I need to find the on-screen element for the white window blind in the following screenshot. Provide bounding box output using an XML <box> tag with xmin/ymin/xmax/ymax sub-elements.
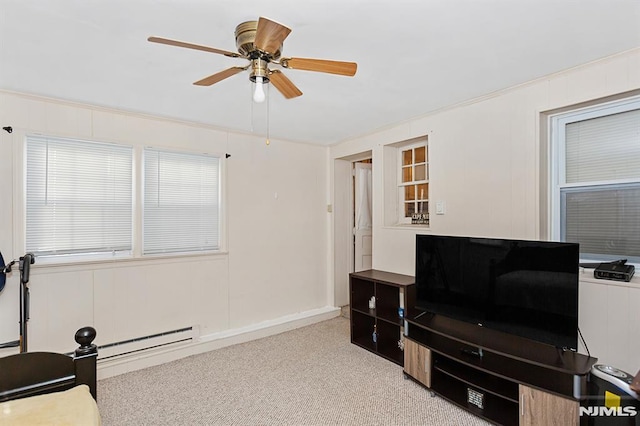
<box><xmin>143</xmin><ymin>149</ymin><xmax>220</xmax><ymax>254</ymax></box>
<box><xmin>565</xmin><ymin>109</ymin><xmax>640</xmax><ymax>183</ymax></box>
<box><xmin>561</xmin><ymin>184</ymin><xmax>640</xmax><ymax>259</ymax></box>
<box><xmin>552</xmin><ymin>98</ymin><xmax>640</xmax><ymax>261</ymax></box>
<box><xmin>26</xmin><ymin>136</ymin><xmax>133</xmax><ymax>258</ymax></box>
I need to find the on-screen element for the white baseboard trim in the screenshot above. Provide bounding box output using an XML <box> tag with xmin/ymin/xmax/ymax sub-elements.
<box><xmin>97</xmin><ymin>306</ymin><xmax>341</xmax><ymax>379</ymax></box>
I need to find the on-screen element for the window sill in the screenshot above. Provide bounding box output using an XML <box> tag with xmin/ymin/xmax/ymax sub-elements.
<box><xmin>579</xmin><ymin>267</ymin><xmax>640</xmax><ymax>289</ymax></box>
<box><xmin>382</xmin><ymin>224</ymin><xmax>431</xmax><ymax>231</ymax></box>
<box><xmin>29</xmin><ymin>250</ymin><xmax>229</xmax><ymax>273</ymax></box>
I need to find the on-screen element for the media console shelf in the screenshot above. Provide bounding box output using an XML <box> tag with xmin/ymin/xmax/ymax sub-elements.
<box><xmin>349</xmin><ymin>269</ymin><xmax>415</xmax><ymax>366</ymax></box>
<box><xmin>404</xmin><ymin>314</ymin><xmax>597</xmax><ymax>426</ymax></box>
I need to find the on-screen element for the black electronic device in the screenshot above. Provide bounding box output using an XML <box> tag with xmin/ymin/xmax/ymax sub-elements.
<box><xmin>414</xmin><ymin>234</ymin><xmax>580</xmax><ymax>350</ymax></box>
<box><xmin>594</xmin><ymin>262</ymin><xmax>635</xmax><ymax>282</ymax></box>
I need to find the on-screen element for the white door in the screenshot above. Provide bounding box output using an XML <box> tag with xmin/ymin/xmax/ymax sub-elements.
<box><xmin>354</xmin><ymin>162</ymin><xmax>372</xmax><ymax>272</ymax></box>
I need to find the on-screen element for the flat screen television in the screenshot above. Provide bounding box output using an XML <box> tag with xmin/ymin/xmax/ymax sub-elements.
<box><xmin>415</xmin><ymin>234</ymin><xmax>579</xmax><ymax>350</ymax></box>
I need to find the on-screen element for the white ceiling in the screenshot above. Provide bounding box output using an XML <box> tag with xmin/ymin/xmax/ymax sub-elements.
<box><xmin>1</xmin><ymin>0</ymin><xmax>639</xmax><ymax>145</ymax></box>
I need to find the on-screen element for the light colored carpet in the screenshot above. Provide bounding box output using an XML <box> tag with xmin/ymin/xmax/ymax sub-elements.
<box><xmin>98</xmin><ymin>317</ymin><xmax>489</xmax><ymax>425</ymax></box>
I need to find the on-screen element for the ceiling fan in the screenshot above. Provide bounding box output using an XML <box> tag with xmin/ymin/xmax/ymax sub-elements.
<box><xmin>148</xmin><ymin>17</ymin><xmax>358</xmax><ymax>102</ymax></box>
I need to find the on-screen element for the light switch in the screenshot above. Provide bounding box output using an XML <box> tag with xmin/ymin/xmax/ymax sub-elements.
<box><xmin>436</xmin><ymin>201</ymin><xmax>446</xmax><ymax>215</ymax></box>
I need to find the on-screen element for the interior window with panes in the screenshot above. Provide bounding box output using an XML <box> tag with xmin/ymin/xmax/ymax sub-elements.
<box><xmin>400</xmin><ymin>142</ymin><xmax>429</xmax><ymax>225</ymax></box>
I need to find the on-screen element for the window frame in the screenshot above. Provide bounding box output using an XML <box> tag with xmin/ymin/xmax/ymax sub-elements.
<box><xmin>24</xmin><ymin>135</ymin><xmax>135</xmax><ymax>264</ymax></box>
<box><xmin>142</xmin><ymin>147</ymin><xmax>222</xmax><ymax>256</ymax></box>
<box><xmin>397</xmin><ymin>139</ymin><xmax>429</xmax><ymax>225</ymax></box>
<box><xmin>21</xmin><ymin>134</ymin><xmax>226</xmax><ymax>265</ymax></box>
<box><xmin>549</xmin><ymin>95</ymin><xmax>640</xmax><ymax>261</ymax></box>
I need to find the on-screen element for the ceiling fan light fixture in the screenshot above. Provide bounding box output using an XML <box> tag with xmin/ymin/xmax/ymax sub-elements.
<box><xmin>250</xmin><ymin>58</ymin><xmax>270</xmax><ymax>103</ymax></box>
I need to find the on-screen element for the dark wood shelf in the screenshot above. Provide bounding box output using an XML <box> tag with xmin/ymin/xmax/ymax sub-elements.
<box><xmin>350</xmin><ymin>277</ymin><xmax>374</xmax><ymax>313</ymax></box>
<box><xmin>376</xmin><ymin>319</ymin><xmax>403</xmax><ymax>364</ymax></box>
<box><xmin>431</xmin><ymin>368</ymin><xmax>519</xmax><ymax>426</ymax></box>
<box><xmin>432</xmin><ymin>354</ymin><xmax>519</xmax><ymax>403</ymax></box>
<box><xmin>349</xmin><ymin>270</ymin><xmax>414</xmax><ymax>367</ymax></box>
<box><xmin>350</xmin><ymin>311</ymin><xmax>376</xmax><ymax>352</ymax></box>
<box><xmin>350</xmin><ymin>269</ymin><xmax>415</xmax><ymax>287</ymax></box>
<box><xmin>404</xmin><ymin>313</ymin><xmax>597</xmax><ymax>425</ymax></box>
<box><xmin>351</xmin><ymin>307</ymin><xmax>377</xmax><ymax>317</ymax></box>
<box><xmin>407</xmin><ymin>312</ymin><xmax>594</xmax><ymax>376</ymax></box>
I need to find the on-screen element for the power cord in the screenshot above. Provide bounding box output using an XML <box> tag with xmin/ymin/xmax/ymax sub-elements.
<box><xmin>578</xmin><ymin>326</ymin><xmax>590</xmax><ymax>357</ymax></box>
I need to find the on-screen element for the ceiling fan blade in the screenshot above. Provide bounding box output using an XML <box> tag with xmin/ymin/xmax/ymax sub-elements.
<box><xmin>269</xmin><ymin>70</ymin><xmax>303</xmax><ymax>99</ymax></box>
<box><xmin>254</xmin><ymin>17</ymin><xmax>291</xmax><ymax>55</ymax></box>
<box><xmin>281</xmin><ymin>57</ymin><xmax>357</xmax><ymax>76</ymax></box>
<box><xmin>194</xmin><ymin>67</ymin><xmax>246</xmax><ymax>86</ymax></box>
<box><xmin>148</xmin><ymin>36</ymin><xmax>241</xmax><ymax>58</ymax></box>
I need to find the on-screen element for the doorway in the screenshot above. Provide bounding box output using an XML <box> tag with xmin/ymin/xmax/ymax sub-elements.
<box><xmin>333</xmin><ymin>152</ymin><xmax>373</xmax><ymax>308</ymax></box>
<box><xmin>353</xmin><ymin>160</ymin><xmax>372</xmax><ymax>272</ymax></box>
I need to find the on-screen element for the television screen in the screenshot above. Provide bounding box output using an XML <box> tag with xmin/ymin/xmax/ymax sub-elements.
<box><xmin>415</xmin><ymin>235</ymin><xmax>579</xmax><ymax>350</ymax></box>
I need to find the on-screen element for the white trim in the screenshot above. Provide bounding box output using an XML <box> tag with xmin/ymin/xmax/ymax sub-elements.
<box><xmin>141</xmin><ymin>148</ymin><xmax>222</xmax><ymax>255</ymax></box>
<box><xmin>16</xmin><ymin>131</ymin><xmax>227</xmax><ymax>265</ymax></box>
<box><xmin>395</xmin><ymin>138</ymin><xmax>429</xmax><ymax>225</ymax></box>
<box><xmin>24</xmin><ymin>135</ymin><xmax>134</xmax><ymax>260</ymax></box>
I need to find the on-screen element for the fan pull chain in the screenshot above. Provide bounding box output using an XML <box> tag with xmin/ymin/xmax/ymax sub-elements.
<box><xmin>266</xmin><ymin>83</ymin><xmax>270</xmax><ymax>146</ymax></box>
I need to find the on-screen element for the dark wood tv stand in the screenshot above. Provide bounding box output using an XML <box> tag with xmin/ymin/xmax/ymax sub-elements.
<box><xmin>404</xmin><ymin>313</ymin><xmax>597</xmax><ymax>425</ymax></box>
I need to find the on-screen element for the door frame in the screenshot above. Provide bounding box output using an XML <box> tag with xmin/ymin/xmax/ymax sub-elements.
<box><xmin>354</xmin><ymin>161</ymin><xmax>372</xmax><ymax>272</ymax></box>
<box><xmin>333</xmin><ymin>151</ymin><xmax>372</xmax><ymax>307</ymax></box>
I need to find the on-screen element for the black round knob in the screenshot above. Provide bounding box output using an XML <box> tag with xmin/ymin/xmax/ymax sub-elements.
<box><xmin>75</xmin><ymin>326</ymin><xmax>97</xmax><ymax>347</ymax></box>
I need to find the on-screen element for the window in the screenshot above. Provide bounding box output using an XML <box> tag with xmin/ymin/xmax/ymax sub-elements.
<box><xmin>25</xmin><ymin>136</ymin><xmax>133</xmax><ymax>259</ymax></box>
<box><xmin>143</xmin><ymin>148</ymin><xmax>220</xmax><ymax>255</ymax></box>
<box><xmin>550</xmin><ymin>96</ymin><xmax>640</xmax><ymax>262</ymax></box>
<box><xmin>399</xmin><ymin>140</ymin><xmax>429</xmax><ymax>225</ymax></box>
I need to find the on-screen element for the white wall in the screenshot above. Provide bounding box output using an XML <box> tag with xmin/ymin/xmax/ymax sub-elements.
<box><xmin>2</xmin><ymin>47</ymin><xmax>639</xmax><ymax>376</ymax></box>
<box><xmin>0</xmin><ymin>91</ymin><xmax>333</xmax><ymax>367</ymax></box>
<box><xmin>330</xmin><ymin>48</ymin><xmax>640</xmax><ymax>373</ymax></box>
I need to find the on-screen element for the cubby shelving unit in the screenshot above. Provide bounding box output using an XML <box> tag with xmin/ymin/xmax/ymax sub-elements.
<box><xmin>349</xmin><ymin>269</ymin><xmax>415</xmax><ymax>366</ymax></box>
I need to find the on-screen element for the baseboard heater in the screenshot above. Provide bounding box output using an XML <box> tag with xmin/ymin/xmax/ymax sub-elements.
<box><xmin>95</xmin><ymin>327</ymin><xmax>194</xmax><ymax>360</ymax></box>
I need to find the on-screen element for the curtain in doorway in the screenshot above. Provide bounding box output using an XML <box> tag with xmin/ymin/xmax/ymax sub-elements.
<box><xmin>356</xmin><ymin>167</ymin><xmax>372</xmax><ymax>230</ymax></box>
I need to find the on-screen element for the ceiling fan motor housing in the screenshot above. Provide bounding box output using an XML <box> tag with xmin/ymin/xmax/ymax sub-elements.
<box><xmin>235</xmin><ymin>21</ymin><xmax>282</xmax><ymax>60</ymax></box>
